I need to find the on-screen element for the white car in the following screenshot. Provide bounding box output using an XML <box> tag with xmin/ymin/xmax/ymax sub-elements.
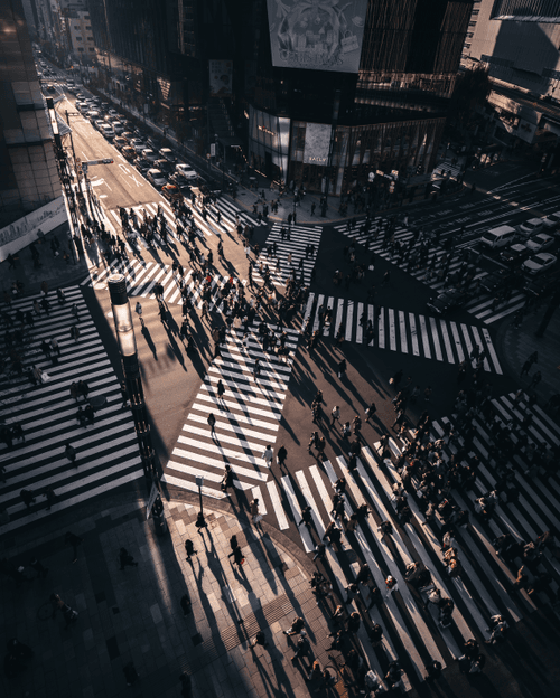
<box><xmin>147</xmin><ymin>169</ymin><xmax>167</xmax><ymax>188</ymax></box>
<box><xmin>101</xmin><ymin>123</ymin><xmax>115</xmax><ymax>140</ymax></box>
<box><xmin>94</xmin><ymin>120</ymin><xmax>105</xmax><ymax>132</ymax></box>
<box><xmin>525</xmin><ymin>232</ymin><xmax>554</xmax><ymax>253</ymax></box>
<box><xmin>518</xmin><ymin>217</ymin><xmax>544</xmax><ymax>237</ymax></box>
<box><xmin>140</xmin><ymin>149</ymin><xmax>158</xmax><ymax>163</ymax></box>
<box><xmin>175</xmin><ymin>163</ymin><xmax>197</xmax><ymax>180</ymax></box>
<box><xmin>112</xmin><ymin>121</ymin><xmax>124</xmax><ymax>135</ymax></box>
<box><xmin>130</xmin><ymin>138</ymin><xmax>147</xmax><ymax>154</ymax></box>
<box><xmin>521</xmin><ymin>252</ymin><xmax>557</xmax><ymax>275</ymax></box>
<box><xmin>542</xmin><ymin>210</ymin><xmax>560</xmax><ymax>229</ymax></box>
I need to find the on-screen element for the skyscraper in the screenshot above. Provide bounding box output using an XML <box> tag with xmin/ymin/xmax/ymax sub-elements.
<box><xmin>0</xmin><ymin>0</ymin><xmax>64</xmax><ymax>246</ymax></box>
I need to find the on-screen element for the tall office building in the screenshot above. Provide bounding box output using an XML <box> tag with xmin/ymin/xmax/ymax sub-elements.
<box><xmin>0</xmin><ymin>0</ymin><xmax>64</xmax><ymax>250</ymax></box>
<box><xmin>249</xmin><ymin>0</ymin><xmax>474</xmax><ymax>194</ymax></box>
<box><xmin>461</xmin><ymin>0</ymin><xmax>560</xmax><ymax>146</ymax></box>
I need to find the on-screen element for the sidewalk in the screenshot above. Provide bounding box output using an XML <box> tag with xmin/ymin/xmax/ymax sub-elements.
<box><xmin>1</xmin><ymin>226</ymin><xmax>88</xmax><ymax>299</ymax></box>
<box><xmin>498</xmin><ymin>297</ymin><xmax>560</xmax><ymax>405</ymax></box>
<box><xmin>1</xmin><ymin>488</ymin><xmax>333</xmax><ymax>698</ymax></box>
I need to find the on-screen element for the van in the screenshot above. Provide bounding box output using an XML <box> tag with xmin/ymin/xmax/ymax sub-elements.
<box><xmin>518</xmin><ymin>217</ymin><xmax>544</xmax><ymax>237</ymax></box>
<box><xmin>480</xmin><ymin>225</ymin><xmax>517</xmax><ymax>249</ymax></box>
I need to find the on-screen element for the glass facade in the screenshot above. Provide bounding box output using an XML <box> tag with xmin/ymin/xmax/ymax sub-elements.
<box><xmin>248</xmin><ymin>106</ymin><xmax>290</xmax><ymax>184</ymax></box>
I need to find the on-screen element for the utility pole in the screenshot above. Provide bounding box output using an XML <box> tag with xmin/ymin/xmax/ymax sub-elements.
<box><xmin>64</xmin><ymin>109</ymin><xmax>77</xmax><ymax>166</ymax></box>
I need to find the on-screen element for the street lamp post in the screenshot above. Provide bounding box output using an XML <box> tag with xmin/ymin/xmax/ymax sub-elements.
<box><xmin>195</xmin><ymin>476</ymin><xmax>204</xmax><ymax>514</ymax></box>
<box><xmin>108</xmin><ymin>274</ymin><xmax>156</xmax><ymax>486</ymax></box>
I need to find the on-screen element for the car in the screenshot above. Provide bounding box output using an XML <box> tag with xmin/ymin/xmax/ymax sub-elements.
<box><xmin>147</xmin><ymin>136</ymin><xmax>162</xmax><ymax>151</ymax></box>
<box><xmin>121</xmin><ymin>146</ymin><xmax>136</xmax><ymax>162</ymax></box>
<box><xmin>86</xmin><ymin>111</ymin><xmax>100</xmax><ymax>122</ymax></box>
<box><xmin>94</xmin><ymin>120</ymin><xmax>105</xmax><ymax>132</ymax></box>
<box><xmin>524</xmin><ymin>269</ymin><xmax>560</xmax><ymax>297</ymax></box>
<box><xmin>521</xmin><ymin>252</ymin><xmax>557</xmax><ymax>275</ymax></box>
<box><xmin>140</xmin><ymin>149</ymin><xmax>158</xmax><ymax>163</ymax></box>
<box><xmin>525</xmin><ymin>232</ymin><xmax>554</xmax><ymax>253</ymax></box>
<box><xmin>427</xmin><ymin>290</ymin><xmax>466</xmax><ymax>315</ymax></box>
<box><xmin>479</xmin><ymin>271</ymin><xmax>508</xmax><ymax>294</ymax></box>
<box><xmin>500</xmin><ymin>243</ymin><xmax>529</xmax><ymax>266</ymax></box>
<box><xmin>101</xmin><ymin>102</ymin><xmax>110</xmax><ymax>111</ymax></box>
<box><xmin>153</xmin><ymin>158</ymin><xmax>172</xmax><ymax>175</ymax></box>
<box><xmin>130</xmin><ymin>138</ymin><xmax>147</xmax><ymax>154</ymax></box>
<box><xmin>159</xmin><ymin>148</ymin><xmax>177</xmax><ymax>164</ymax></box>
<box><xmin>136</xmin><ymin>161</ymin><xmax>152</xmax><ymax>177</ymax></box>
<box><xmin>113</xmin><ymin>136</ymin><xmax>127</xmax><ymax>151</ymax></box>
<box><xmin>121</xmin><ymin>131</ymin><xmax>134</xmax><ymax>143</ymax></box>
<box><xmin>175</xmin><ymin>163</ymin><xmax>197</xmax><ymax>179</ymax></box>
<box><xmin>75</xmin><ymin>92</ymin><xmax>84</xmax><ymax>100</ymax></box>
<box><xmin>518</xmin><ymin>217</ymin><xmax>544</xmax><ymax>237</ymax></box>
<box><xmin>108</xmin><ymin>109</ymin><xmax>118</xmax><ymax>117</ymax></box>
<box><xmin>169</xmin><ymin>172</ymin><xmax>191</xmax><ymax>190</ymax></box>
<box><xmin>542</xmin><ymin>210</ymin><xmax>560</xmax><ymax>229</ymax></box>
<box><xmin>147</xmin><ymin>168</ymin><xmax>167</xmax><ymax>188</ymax></box>
<box><xmin>75</xmin><ymin>102</ymin><xmax>87</xmax><ymax>112</ymax></box>
<box><xmin>101</xmin><ymin>123</ymin><xmax>115</xmax><ymax>140</ymax></box>
<box><xmin>161</xmin><ymin>184</ymin><xmax>182</xmax><ymax>201</ymax></box>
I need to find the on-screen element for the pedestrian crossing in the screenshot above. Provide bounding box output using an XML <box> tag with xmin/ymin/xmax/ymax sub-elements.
<box><xmin>0</xmin><ymin>286</ymin><xmax>143</xmax><ymax>532</ymax></box>
<box><xmin>162</xmin><ymin>322</ymin><xmax>299</xmax><ymax>502</ymax></box>
<box><xmin>165</xmin><ymin>382</ymin><xmax>560</xmax><ymax>690</ymax></box>
<box><xmin>81</xmin><ymin>264</ymin><xmax>249</xmax><ymax>313</ymax></box>
<box><xmin>251</xmin><ymin>223</ymin><xmax>322</xmax><ymax>288</ymax></box>
<box><xmin>99</xmin><ymin>195</ymin><xmax>259</xmax><ymax>253</ymax></box>
<box><xmin>301</xmin><ymin>292</ymin><xmax>503</xmax><ymax>374</ymax></box>
<box><xmin>333</xmin><ymin>220</ymin><xmax>526</xmax><ymax>325</ymax></box>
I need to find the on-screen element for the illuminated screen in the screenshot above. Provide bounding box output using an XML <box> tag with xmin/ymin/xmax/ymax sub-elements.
<box><xmin>304</xmin><ymin>123</ymin><xmax>331</xmax><ymax>164</ymax></box>
<box><xmin>267</xmin><ymin>0</ymin><xmax>368</xmax><ymax>73</ymax></box>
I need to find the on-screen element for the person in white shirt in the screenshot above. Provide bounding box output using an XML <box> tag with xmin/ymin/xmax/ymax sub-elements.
<box><xmin>262</xmin><ymin>445</ymin><xmax>273</xmax><ymax>466</ymax></box>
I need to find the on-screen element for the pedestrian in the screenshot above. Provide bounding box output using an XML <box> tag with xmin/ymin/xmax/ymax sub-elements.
<box><xmin>184</xmin><ymin>539</ymin><xmax>197</xmax><ymax>562</ymax></box>
<box><xmin>120</xmin><ymin>381</ymin><xmax>129</xmax><ymax>408</ymax></box>
<box><xmin>65</xmin><ymin>531</ymin><xmax>83</xmax><ymax>563</ymax></box>
<box><xmin>277</xmin><ymin>444</ymin><xmax>288</xmax><ymax>466</ymax></box>
<box><xmin>365</xmin><ymin>402</ymin><xmax>376</xmax><ymax>421</ymax></box>
<box><xmin>20</xmin><ymin>488</ymin><xmax>36</xmax><ymax>510</ymax></box>
<box><xmin>250</xmin><ymin>498</ymin><xmax>261</xmax><ymax>524</ymax></box>
<box><xmin>180</xmin><ymin>593</ymin><xmax>192</xmax><ymax>616</ymax></box>
<box><xmin>64</xmin><ymin>441</ymin><xmax>77</xmax><ymax>467</ymax></box>
<box><xmin>530</xmin><ymin>370</ymin><xmax>542</xmax><ymax>388</ymax></box>
<box><xmin>331</xmin><ymin>405</ymin><xmax>340</xmax><ymax>425</ymax></box>
<box><xmin>347</xmin><ymin>611</ymin><xmax>361</xmax><ymax>634</ymax></box>
<box><xmin>520</xmin><ymin>359</ymin><xmax>531</xmax><ymax>377</ymax></box>
<box><xmin>262</xmin><ymin>445</ymin><xmax>273</xmax><ymax>466</ymax></box>
<box><xmin>50</xmin><ymin>594</ymin><xmax>78</xmax><ymax>629</ymax></box>
<box><xmin>135</xmin><ymin>301</ymin><xmax>143</xmax><ymax>326</ymax></box>
<box><xmin>284</xmin><ymin>616</ymin><xmax>305</xmax><ymax>636</ymax></box>
<box><xmin>426</xmin><ymin>660</ymin><xmax>442</xmax><ymax>681</ymax></box>
<box><xmin>221</xmin><ymin>464</ymin><xmax>235</xmax><ymax>495</ymax></box>
<box><xmin>232</xmin><ymin>545</ymin><xmax>245</xmax><ymax>567</ymax></box>
<box><xmin>216</xmin><ymin>379</ymin><xmax>225</xmax><ymax>402</ymax></box>
<box><xmin>123</xmin><ymin>661</ymin><xmax>140</xmax><ymax>687</ymax></box>
<box><xmin>119</xmin><ymin>547</ymin><xmax>139</xmax><ymax>570</ymax></box>
<box><xmin>337</xmin><ymin>359</ymin><xmax>346</xmax><ymax>378</ymax></box>
<box><xmin>207</xmin><ymin>412</ymin><xmax>216</xmax><ymax>435</ymax></box>
<box><xmin>316</xmin><ymin>435</ymin><xmax>326</xmax><ymax>460</ymax></box>
<box><xmin>250</xmin><ymin>630</ymin><xmax>269</xmax><ymax>649</ymax></box>
<box><xmin>298</xmin><ymin>505</ymin><xmax>313</xmax><ymax>527</ymax></box>
<box><xmin>71</xmin><ymin>324</ymin><xmax>80</xmax><ymax>342</ymax></box>
<box><xmin>44</xmin><ymin>486</ymin><xmax>57</xmax><ymax>510</ymax></box>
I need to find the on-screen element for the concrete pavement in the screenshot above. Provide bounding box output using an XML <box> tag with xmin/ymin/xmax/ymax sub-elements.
<box><xmin>1</xmin><ymin>488</ymin><xmax>335</xmax><ymax>698</ymax></box>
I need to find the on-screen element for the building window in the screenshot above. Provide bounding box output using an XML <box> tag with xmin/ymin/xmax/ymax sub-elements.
<box><xmin>472</xmin><ymin>9</ymin><xmax>479</xmax><ymax>15</ymax></box>
<box><xmin>85</xmin><ymin>26</ymin><xmax>92</xmax><ymax>30</ymax></box>
<box><xmin>86</xmin><ymin>37</ymin><xmax>93</xmax><ymax>41</ymax></box>
<box><xmin>468</xmin><ymin>20</ymin><xmax>477</xmax><ymax>26</ymax></box>
<box><xmin>77</xmin><ymin>47</ymin><xmax>84</xmax><ymax>51</ymax></box>
<box><xmin>75</xmin><ymin>36</ymin><xmax>82</xmax><ymax>40</ymax></box>
<box><xmin>466</xmin><ymin>32</ymin><xmax>474</xmax><ymax>38</ymax></box>
<box><xmin>463</xmin><ymin>44</ymin><xmax>471</xmax><ymax>50</ymax></box>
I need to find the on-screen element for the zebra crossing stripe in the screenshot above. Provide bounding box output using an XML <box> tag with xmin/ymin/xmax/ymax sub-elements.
<box><xmin>483</xmin><ymin>328</ymin><xmax>502</xmax><ymax>374</ymax></box>
<box><xmin>267</xmin><ymin>481</ymin><xmax>289</xmax><ymax>530</ymax></box>
<box><xmin>379</xmin><ymin>307</ymin><xmax>385</xmax><ymax>349</ymax></box>
<box><xmin>281</xmin><ymin>476</ymin><xmax>314</xmax><ymax>552</ymax></box>
<box><xmin>251</xmin><ymin>486</ymin><xmax>268</xmax><ymax>515</ymax></box>
<box><xmin>409</xmin><ymin>313</ymin><xmax>419</xmax><ymax>356</ymax></box>
<box><xmin>439</xmin><ymin>320</ymin><xmax>454</xmax><ymax>363</ymax></box>
<box><xmin>450</xmin><ymin>322</ymin><xmax>464</xmax><ymax>363</ymax></box>
<box><xmin>345</xmin><ymin>301</ymin><xmax>354</xmax><ymax>342</ymax></box>
<box><xmin>399</xmin><ymin>311</ymin><xmax>408</xmax><ymax>353</ymax></box>
<box><xmin>388</xmin><ymin>308</ymin><xmax>396</xmax><ymax>351</ymax></box>
<box><xmin>367</xmin><ymin>304</ymin><xmax>374</xmax><ymax>346</ymax></box>
<box><xmin>430</xmin><ymin>318</ymin><xmax>442</xmax><ymax>360</ymax></box>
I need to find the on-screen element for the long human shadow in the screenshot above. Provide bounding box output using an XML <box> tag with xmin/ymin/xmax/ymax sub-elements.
<box><xmin>140</xmin><ymin>324</ymin><xmax>158</xmax><ymax>360</ymax></box>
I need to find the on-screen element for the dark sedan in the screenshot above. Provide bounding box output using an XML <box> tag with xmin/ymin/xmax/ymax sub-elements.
<box><xmin>427</xmin><ymin>290</ymin><xmax>466</xmax><ymax>315</ymax></box>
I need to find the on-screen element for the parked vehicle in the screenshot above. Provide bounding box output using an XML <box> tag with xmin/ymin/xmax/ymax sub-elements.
<box><xmin>113</xmin><ymin>136</ymin><xmax>128</xmax><ymax>151</ymax></box>
<box><xmin>121</xmin><ymin>146</ymin><xmax>136</xmax><ymax>162</ymax></box>
<box><xmin>159</xmin><ymin>148</ymin><xmax>177</xmax><ymax>164</ymax></box>
<box><xmin>525</xmin><ymin>232</ymin><xmax>554</xmax><ymax>253</ymax></box>
<box><xmin>101</xmin><ymin>123</ymin><xmax>115</xmax><ymax>140</ymax></box>
<box><xmin>140</xmin><ymin>149</ymin><xmax>159</xmax><ymax>163</ymax></box>
<box><xmin>147</xmin><ymin>169</ymin><xmax>167</xmax><ymax>188</ymax></box>
<box><xmin>500</xmin><ymin>243</ymin><xmax>529</xmax><ymax>266</ymax></box>
<box><xmin>521</xmin><ymin>252</ymin><xmax>557</xmax><ymax>275</ymax></box>
<box><xmin>480</xmin><ymin>225</ymin><xmax>517</xmax><ymax>249</ymax></box>
<box><xmin>112</xmin><ymin>121</ymin><xmax>124</xmax><ymax>135</ymax></box>
<box><xmin>541</xmin><ymin>210</ymin><xmax>560</xmax><ymax>229</ymax></box>
<box><xmin>161</xmin><ymin>184</ymin><xmax>182</xmax><ymax>201</ymax></box>
<box><xmin>176</xmin><ymin>163</ymin><xmax>197</xmax><ymax>180</ymax></box>
<box><xmin>518</xmin><ymin>217</ymin><xmax>544</xmax><ymax>237</ymax></box>
<box><xmin>427</xmin><ymin>290</ymin><xmax>466</xmax><ymax>315</ymax></box>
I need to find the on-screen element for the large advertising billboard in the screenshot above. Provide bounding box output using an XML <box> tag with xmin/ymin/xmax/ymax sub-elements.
<box><xmin>304</xmin><ymin>123</ymin><xmax>331</xmax><ymax>165</ymax></box>
<box><xmin>209</xmin><ymin>59</ymin><xmax>233</xmax><ymax>95</ymax></box>
<box><xmin>267</xmin><ymin>0</ymin><xmax>368</xmax><ymax>73</ymax></box>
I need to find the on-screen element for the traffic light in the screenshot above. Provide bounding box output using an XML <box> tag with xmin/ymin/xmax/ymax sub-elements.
<box><xmin>417</xmin><ymin>164</ymin><xmax>423</xmax><ymax>175</ymax></box>
<box><xmin>389</xmin><ymin>181</ymin><xmax>395</xmax><ymax>193</ymax></box>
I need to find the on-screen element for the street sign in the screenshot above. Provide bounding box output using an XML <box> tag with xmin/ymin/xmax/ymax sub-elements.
<box><xmin>146</xmin><ymin>482</ymin><xmax>159</xmax><ymax>519</ymax></box>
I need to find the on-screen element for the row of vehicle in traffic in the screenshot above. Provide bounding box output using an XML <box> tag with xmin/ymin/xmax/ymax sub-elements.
<box><xmin>427</xmin><ymin>215</ymin><xmax>560</xmax><ymax>315</ymax></box>
<box><xmin>75</xmin><ymin>92</ymin><xmax>200</xmax><ymax>201</ymax></box>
